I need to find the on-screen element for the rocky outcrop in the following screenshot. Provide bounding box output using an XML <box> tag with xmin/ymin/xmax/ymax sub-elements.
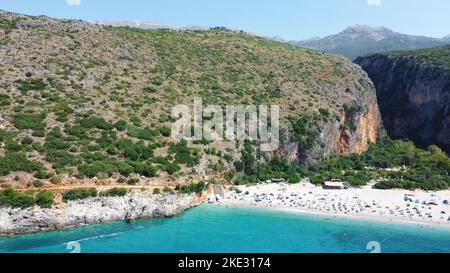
<box><xmin>277</xmin><ymin>65</ymin><xmax>382</xmax><ymax>165</ymax></box>
<box><xmin>355</xmin><ymin>55</ymin><xmax>450</xmax><ymax>153</ymax></box>
<box><xmin>0</xmin><ymin>192</ymin><xmax>198</xmax><ymax>236</ymax></box>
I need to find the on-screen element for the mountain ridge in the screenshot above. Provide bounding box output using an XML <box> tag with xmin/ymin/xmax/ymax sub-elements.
<box><xmin>291</xmin><ymin>25</ymin><xmax>450</xmax><ymax>59</ymax></box>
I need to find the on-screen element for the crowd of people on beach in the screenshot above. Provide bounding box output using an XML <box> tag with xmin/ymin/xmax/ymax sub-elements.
<box><xmin>218</xmin><ymin>182</ymin><xmax>450</xmax><ymax>225</ymax></box>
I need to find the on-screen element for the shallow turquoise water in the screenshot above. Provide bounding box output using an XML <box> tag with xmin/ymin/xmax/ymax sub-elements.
<box><xmin>0</xmin><ymin>205</ymin><xmax>449</xmax><ymax>253</ymax></box>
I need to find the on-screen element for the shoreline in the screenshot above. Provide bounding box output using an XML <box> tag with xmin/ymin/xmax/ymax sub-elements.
<box><xmin>3</xmin><ymin>183</ymin><xmax>450</xmax><ymax>237</ymax></box>
<box><xmin>0</xmin><ymin>191</ymin><xmax>201</xmax><ymax>237</ymax></box>
<box><xmin>215</xmin><ymin>183</ymin><xmax>450</xmax><ymax>229</ymax></box>
<box><xmin>218</xmin><ymin>200</ymin><xmax>450</xmax><ymax>229</ymax></box>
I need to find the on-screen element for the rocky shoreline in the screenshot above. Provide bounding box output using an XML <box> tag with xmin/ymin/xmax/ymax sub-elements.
<box><xmin>0</xmin><ymin>191</ymin><xmax>199</xmax><ymax>236</ymax></box>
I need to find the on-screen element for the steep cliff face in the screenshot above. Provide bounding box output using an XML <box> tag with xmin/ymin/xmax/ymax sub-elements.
<box><xmin>355</xmin><ymin>53</ymin><xmax>450</xmax><ymax>153</ymax></box>
<box><xmin>277</xmin><ymin>71</ymin><xmax>382</xmax><ymax>165</ymax></box>
<box><xmin>301</xmin><ymin>90</ymin><xmax>380</xmax><ymax>164</ymax></box>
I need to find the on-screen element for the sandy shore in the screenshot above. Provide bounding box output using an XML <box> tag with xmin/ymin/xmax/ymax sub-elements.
<box><xmin>216</xmin><ymin>183</ymin><xmax>450</xmax><ymax>227</ymax></box>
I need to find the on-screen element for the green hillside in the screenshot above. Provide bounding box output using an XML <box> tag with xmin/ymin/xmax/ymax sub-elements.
<box><xmin>0</xmin><ymin>11</ymin><xmax>374</xmax><ymax>188</ymax></box>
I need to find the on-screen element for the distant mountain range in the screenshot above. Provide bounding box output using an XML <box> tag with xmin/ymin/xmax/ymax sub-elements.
<box><xmin>90</xmin><ymin>20</ymin><xmax>262</xmax><ymax>35</ymax></box>
<box><xmin>91</xmin><ymin>19</ymin><xmax>211</xmax><ymax>31</ymax></box>
<box><xmin>290</xmin><ymin>25</ymin><xmax>450</xmax><ymax>59</ymax></box>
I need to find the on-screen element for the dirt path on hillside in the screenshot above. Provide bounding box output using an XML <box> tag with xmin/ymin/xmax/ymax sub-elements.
<box><xmin>12</xmin><ymin>184</ymin><xmax>166</xmax><ymax>192</ymax></box>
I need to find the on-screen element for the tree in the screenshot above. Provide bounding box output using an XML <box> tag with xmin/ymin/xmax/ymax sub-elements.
<box><xmin>240</xmin><ymin>140</ymin><xmax>256</xmax><ymax>176</ymax></box>
<box><xmin>288</xmin><ymin>172</ymin><xmax>301</xmax><ymax>184</ymax></box>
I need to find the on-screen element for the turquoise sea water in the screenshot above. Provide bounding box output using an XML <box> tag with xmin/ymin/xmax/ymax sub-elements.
<box><xmin>0</xmin><ymin>205</ymin><xmax>449</xmax><ymax>253</ymax></box>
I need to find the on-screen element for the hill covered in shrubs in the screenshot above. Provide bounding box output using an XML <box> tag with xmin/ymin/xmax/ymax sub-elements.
<box><xmin>0</xmin><ymin>10</ymin><xmax>380</xmax><ymax>189</ymax></box>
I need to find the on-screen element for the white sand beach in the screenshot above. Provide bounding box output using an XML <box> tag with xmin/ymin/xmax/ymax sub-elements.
<box><xmin>216</xmin><ymin>182</ymin><xmax>450</xmax><ymax>227</ymax></box>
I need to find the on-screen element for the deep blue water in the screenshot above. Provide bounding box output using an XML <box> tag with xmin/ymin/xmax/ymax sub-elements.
<box><xmin>0</xmin><ymin>205</ymin><xmax>449</xmax><ymax>253</ymax></box>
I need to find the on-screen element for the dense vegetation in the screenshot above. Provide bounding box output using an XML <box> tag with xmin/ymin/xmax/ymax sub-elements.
<box><xmin>175</xmin><ymin>181</ymin><xmax>206</xmax><ymax>194</ymax></box>
<box><xmin>0</xmin><ymin>188</ymin><xmax>54</xmax><ymax>209</ymax></box>
<box><xmin>232</xmin><ymin>139</ymin><xmax>450</xmax><ymax>190</ymax></box>
<box><xmin>99</xmin><ymin>187</ymin><xmax>128</xmax><ymax>197</ymax></box>
<box><xmin>1</xmin><ymin>12</ymin><xmax>448</xmax><ymax>196</ymax></box>
<box><xmin>62</xmin><ymin>188</ymin><xmax>98</xmax><ymax>202</ymax></box>
<box><xmin>0</xmin><ymin>11</ymin><xmax>370</xmax><ymax>187</ymax></box>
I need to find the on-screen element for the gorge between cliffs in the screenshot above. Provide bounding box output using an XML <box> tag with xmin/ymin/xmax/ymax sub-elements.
<box><xmin>356</xmin><ymin>53</ymin><xmax>450</xmax><ymax>154</ymax></box>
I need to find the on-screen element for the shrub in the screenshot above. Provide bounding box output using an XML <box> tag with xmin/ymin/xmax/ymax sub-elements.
<box><xmin>153</xmin><ymin>188</ymin><xmax>161</xmax><ymax>195</ymax></box>
<box><xmin>100</xmin><ymin>187</ymin><xmax>128</xmax><ymax>197</ymax></box>
<box><xmin>45</xmin><ymin>150</ymin><xmax>79</xmax><ymax>169</ymax></box>
<box><xmin>143</xmin><ymin>87</ymin><xmax>157</xmax><ymax>93</ymax></box>
<box><xmin>50</xmin><ymin>176</ymin><xmax>62</xmax><ymax>184</ymax></box>
<box><xmin>0</xmin><ymin>129</ymin><xmax>9</xmax><ymax>142</ymax></box>
<box><xmin>32</xmin><ymin>180</ymin><xmax>44</xmax><ymax>187</ymax></box>
<box><xmin>12</xmin><ymin>112</ymin><xmax>46</xmax><ymax>131</ymax></box>
<box><xmin>5</xmin><ymin>140</ymin><xmax>22</xmax><ymax>152</ymax></box>
<box><xmin>127</xmin><ymin>178</ymin><xmax>139</xmax><ymax>185</ymax></box>
<box><xmin>319</xmin><ymin>108</ymin><xmax>330</xmax><ymax>119</ymax></box>
<box><xmin>117</xmin><ymin>161</ymin><xmax>134</xmax><ymax>176</ymax></box>
<box><xmin>44</xmin><ymin>138</ymin><xmax>71</xmax><ymax>150</ymax></box>
<box><xmin>288</xmin><ymin>172</ymin><xmax>301</xmax><ymax>184</ymax></box>
<box><xmin>163</xmin><ymin>187</ymin><xmax>174</xmax><ymax>194</ymax></box>
<box><xmin>0</xmin><ymin>153</ymin><xmax>44</xmax><ymax>176</ymax></box>
<box><xmin>141</xmin><ymin>164</ymin><xmax>157</xmax><ymax>177</ymax></box>
<box><xmin>127</xmin><ymin>126</ymin><xmax>158</xmax><ymax>141</ymax></box>
<box><xmin>0</xmin><ymin>189</ymin><xmax>36</xmax><ymax>209</ymax></box>
<box><xmin>34</xmin><ymin>170</ymin><xmax>52</xmax><ymax>179</ymax></box>
<box><xmin>62</xmin><ymin>188</ymin><xmax>97</xmax><ymax>202</ymax></box>
<box><xmin>288</xmin><ymin>114</ymin><xmax>321</xmax><ymax>149</ymax></box>
<box><xmin>80</xmin><ymin>116</ymin><xmax>113</xmax><ymax>130</ymax></box>
<box><xmin>151</xmin><ymin>77</ymin><xmax>163</xmax><ymax>86</ymax></box>
<box><xmin>176</xmin><ymin>181</ymin><xmax>206</xmax><ymax>194</ymax></box>
<box><xmin>224</xmin><ymin>170</ymin><xmax>235</xmax><ymax>182</ymax></box>
<box><xmin>160</xmin><ymin>127</ymin><xmax>171</xmax><ymax>137</ymax></box>
<box><xmin>163</xmin><ymin>162</ymin><xmax>181</xmax><ymax>175</ymax></box>
<box><xmin>0</xmin><ymin>94</ymin><xmax>10</xmax><ymax>106</ymax></box>
<box><xmin>78</xmin><ymin>162</ymin><xmax>110</xmax><ymax>178</ymax></box>
<box><xmin>21</xmin><ymin>136</ymin><xmax>33</xmax><ymax>145</ymax></box>
<box><xmin>16</xmin><ymin>78</ymin><xmax>47</xmax><ymax>92</ymax></box>
<box><xmin>168</xmin><ymin>139</ymin><xmax>200</xmax><ymax>167</ymax></box>
<box><xmin>65</xmin><ymin>125</ymin><xmax>87</xmax><ymax>138</ymax></box>
<box><xmin>114</xmin><ymin>120</ymin><xmax>127</xmax><ymax>131</ymax></box>
<box><xmin>36</xmin><ymin>190</ymin><xmax>55</xmax><ymax>208</ymax></box>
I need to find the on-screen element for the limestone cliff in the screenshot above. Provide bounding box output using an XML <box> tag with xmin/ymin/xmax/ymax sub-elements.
<box><xmin>355</xmin><ymin>50</ymin><xmax>450</xmax><ymax>153</ymax></box>
<box><xmin>277</xmin><ymin>67</ymin><xmax>382</xmax><ymax>165</ymax></box>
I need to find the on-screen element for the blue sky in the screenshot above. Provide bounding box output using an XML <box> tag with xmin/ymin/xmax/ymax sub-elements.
<box><xmin>1</xmin><ymin>0</ymin><xmax>449</xmax><ymax>40</ymax></box>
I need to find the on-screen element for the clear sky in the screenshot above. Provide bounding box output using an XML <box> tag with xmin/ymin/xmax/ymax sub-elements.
<box><xmin>1</xmin><ymin>0</ymin><xmax>449</xmax><ymax>40</ymax></box>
